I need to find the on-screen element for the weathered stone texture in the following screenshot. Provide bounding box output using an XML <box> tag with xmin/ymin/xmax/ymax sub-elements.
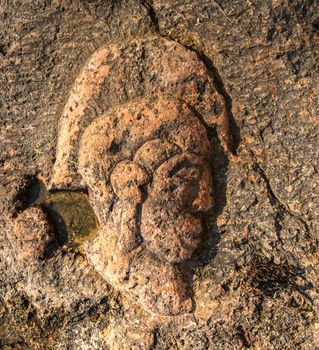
<box><xmin>0</xmin><ymin>0</ymin><xmax>318</xmax><ymax>349</ymax></box>
<box><xmin>49</xmin><ymin>37</ymin><xmax>227</xmax><ymax>316</ymax></box>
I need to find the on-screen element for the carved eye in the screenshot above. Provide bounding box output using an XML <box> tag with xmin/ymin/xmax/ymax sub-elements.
<box><xmin>168</xmin><ymin>159</ymin><xmax>201</xmax><ymax>182</ymax></box>
<box><xmin>164</xmin><ymin>165</ymin><xmax>201</xmax><ymax>204</ymax></box>
<box><xmin>174</xmin><ymin>166</ymin><xmax>200</xmax><ymax>184</ymax></box>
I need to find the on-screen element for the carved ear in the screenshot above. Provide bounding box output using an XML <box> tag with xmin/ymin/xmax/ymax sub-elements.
<box><xmin>110</xmin><ymin>160</ymin><xmax>150</xmax><ymax>201</ymax></box>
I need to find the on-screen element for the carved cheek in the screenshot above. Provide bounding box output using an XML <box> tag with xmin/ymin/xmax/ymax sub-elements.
<box><xmin>141</xmin><ymin>202</ymin><xmax>203</xmax><ymax>263</ymax></box>
<box><xmin>150</xmin><ymin>172</ymin><xmax>200</xmax><ymax>209</ymax></box>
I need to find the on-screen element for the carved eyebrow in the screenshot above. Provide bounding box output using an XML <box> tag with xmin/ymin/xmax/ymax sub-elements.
<box><xmin>134</xmin><ymin>139</ymin><xmax>181</xmax><ymax>173</ymax></box>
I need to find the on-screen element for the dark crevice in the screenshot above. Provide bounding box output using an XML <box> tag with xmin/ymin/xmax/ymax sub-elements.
<box><xmin>41</xmin><ymin>205</ymin><xmax>69</xmax><ymax>246</ymax></box>
<box><xmin>141</xmin><ymin>0</ymin><xmax>160</xmax><ymax>32</ymax></box>
<box><xmin>253</xmin><ymin>161</ymin><xmax>311</xmax><ymax>236</ymax></box>
<box><xmin>236</xmin><ymin>325</ymin><xmax>251</xmax><ymax>348</ymax></box>
<box><xmin>134</xmin><ymin>182</ymin><xmax>149</xmax><ymax>246</ymax></box>
<box><xmin>0</xmin><ymin>43</ymin><xmax>8</xmax><ymax>56</ymax></box>
<box><xmin>149</xmin><ymin>327</ymin><xmax>159</xmax><ymax>350</ymax></box>
<box><xmin>203</xmin><ymin>59</ymin><xmax>241</xmax><ymax>155</ymax></box>
<box><xmin>187</xmin><ymin>104</ymin><xmax>214</xmax><ymax>136</ymax></box>
<box><xmin>12</xmin><ymin>174</ymin><xmax>41</xmax><ymax>216</ymax></box>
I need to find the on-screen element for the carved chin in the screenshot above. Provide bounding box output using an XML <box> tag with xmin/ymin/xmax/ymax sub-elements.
<box><xmin>165</xmin><ymin>248</ymin><xmax>196</xmax><ymax>264</ymax></box>
<box><xmin>153</xmin><ymin>235</ymin><xmax>201</xmax><ymax>263</ymax></box>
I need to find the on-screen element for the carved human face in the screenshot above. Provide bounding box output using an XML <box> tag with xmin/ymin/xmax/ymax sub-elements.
<box><xmin>75</xmin><ymin>98</ymin><xmax>213</xmax><ymax>315</ymax></box>
<box><xmin>49</xmin><ymin>37</ymin><xmax>227</xmax><ymax>316</ymax></box>
<box><xmin>141</xmin><ymin>152</ymin><xmax>212</xmax><ymax>263</ymax></box>
<box><xmin>78</xmin><ymin>98</ymin><xmax>213</xmax><ymax>261</ymax></box>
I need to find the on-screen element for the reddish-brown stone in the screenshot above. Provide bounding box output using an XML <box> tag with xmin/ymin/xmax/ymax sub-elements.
<box><xmin>49</xmin><ymin>37</ymin><xmax>227</xmax><ymax>316</ymax></box>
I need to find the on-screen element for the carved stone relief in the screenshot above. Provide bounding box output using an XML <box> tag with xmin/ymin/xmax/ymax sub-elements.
<box><xmin>50</xmin><ymin>37</ymin><xmax>229</xmax><ymax>316</ymax></box>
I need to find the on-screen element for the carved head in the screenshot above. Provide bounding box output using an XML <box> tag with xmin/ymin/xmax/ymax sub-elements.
<box><xmin>79</xmin><ymin>98</ymin><xmax>213</xmax><ymax>260</ymax></box>
<box><xmin>50</xmin><ymin>38</ymin><xmax>228</xmax><ymax>316</ymax></box>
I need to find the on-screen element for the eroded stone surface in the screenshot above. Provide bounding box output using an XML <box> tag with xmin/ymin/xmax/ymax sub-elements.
<box><xmin>1</xmin><ymin>1</ymin><xmax>318</xmax><ymax>349</ymax></box>
<box><xmin>50</xmin><ymin>37</ymin><xmax>227</xmax><ymax>316</ymax></box>
<box><xmin>12</xmin><ymin>207</ymin><xmax>55</xmax><ymax>263</ymax></box>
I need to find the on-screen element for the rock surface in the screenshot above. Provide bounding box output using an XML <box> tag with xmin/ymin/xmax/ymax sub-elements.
<box><xmin>0</xmin><ymin>0</ymin><xmax>318</xmax><ymax>349</ymax></box>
